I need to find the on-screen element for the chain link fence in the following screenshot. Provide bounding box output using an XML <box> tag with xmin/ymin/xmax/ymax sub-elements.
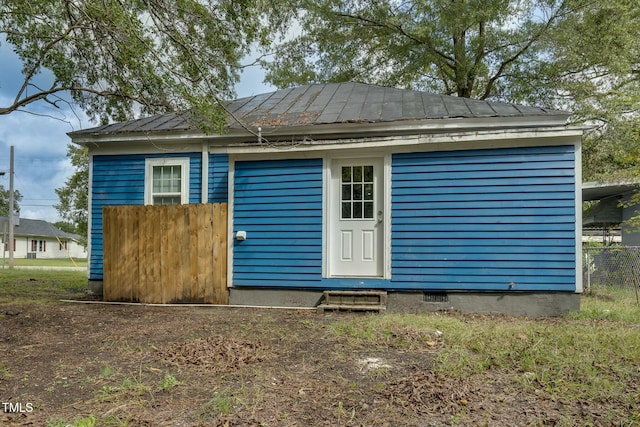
<box><xmin>583</xmin><ymin>245</ymin><xmax>640</xmax><ymax>290</ymax></box>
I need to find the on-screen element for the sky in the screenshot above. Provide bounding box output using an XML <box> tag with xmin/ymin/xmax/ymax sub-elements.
<box><xmin>0</xmin><ymin>40</ymin><xmax>274</xmax><ymax>223</ymax></box>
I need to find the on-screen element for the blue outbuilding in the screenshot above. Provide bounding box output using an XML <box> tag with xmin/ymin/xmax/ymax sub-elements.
<box><xmin>69</xmin><ymin>82</ymin><xmax>583</xmax><ymax>316</ymax></box>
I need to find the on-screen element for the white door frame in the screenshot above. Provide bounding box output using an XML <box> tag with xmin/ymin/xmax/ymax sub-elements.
<box><xmin>323</xmin><ymin>153</ymin><xmax>391</xmax><ymax>279</ymax></box>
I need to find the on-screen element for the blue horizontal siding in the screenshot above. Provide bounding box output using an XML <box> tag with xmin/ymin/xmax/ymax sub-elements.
<box><xmin>233</xmin><ymin>158</ymin><xmax>323</xmax><ymax>287</ymax></box>
<box><xmin>209</xmin><ymin>154</ymin><xmax>228</xmax><ymax>202</ymax></box>
<box><xmin>391</xmin><ymin>145</ymin><xmax>577</xmax><ymax>292</ymax></box>
<box><xmin>89</xmin><ymin>153</ymin><xmax>202</xmax><ymax>280</ymax></box>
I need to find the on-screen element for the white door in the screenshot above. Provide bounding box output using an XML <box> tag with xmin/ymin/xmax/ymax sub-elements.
<box><xmin>329</xmin><ymin>158</ymin><xmax>384</xmax><ymax>277</ymax></box>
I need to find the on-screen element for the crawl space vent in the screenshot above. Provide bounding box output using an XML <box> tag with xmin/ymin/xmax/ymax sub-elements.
<box><xmin>423</xmin><ymin>292</ymin><xmax>448</xmax><ymax>303</ymax></box>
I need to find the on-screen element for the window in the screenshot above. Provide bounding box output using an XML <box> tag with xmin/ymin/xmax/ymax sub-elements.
<box><xmin>341</xmin><ymin>165</ymin><xmax>374</xmax><ymax>219</ymax></box>
<box><xmin>31</xmin><ymin>240</ymin><xmax>46</xmax><ymax>252</ymax></box>
<box><xmin>59</xmin><ymin>241</ymin><xmax>68</xmax><ymax>251</ymax></box>
<box><xmin>145</xmin><ymin>158</ymin><xmax>189</xmax><ymax>205</ymax></box>
<box><xmin>4</xmin><ymin>239</ymin><xmax>15</xmax><ymax>252</ymax></box>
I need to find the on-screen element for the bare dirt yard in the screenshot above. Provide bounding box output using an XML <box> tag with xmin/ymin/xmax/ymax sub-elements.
<box><xmin>1</xmin><ymin>272</ymin><xmax>639</xmax><ymax>426</ymax></box>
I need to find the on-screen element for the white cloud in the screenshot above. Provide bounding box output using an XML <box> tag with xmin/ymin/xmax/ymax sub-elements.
<box><xmin>0</xmin><ymin>94</ymin><xmax>89</xmax><ymax>223</ymax></box>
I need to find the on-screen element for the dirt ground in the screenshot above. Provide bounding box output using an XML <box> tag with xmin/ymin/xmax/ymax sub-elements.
<box><xmin>0</xmin><ymin>287</ymin><xmax>631</xmax><ymax>426</ymax></box>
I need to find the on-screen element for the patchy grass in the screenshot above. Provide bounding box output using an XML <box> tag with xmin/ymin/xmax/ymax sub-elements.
<box><xmin>0</xmin><ymin>269</ymin><xmax>87</xmax><ymax>303</ymax></box>
<box><xmin>2</xmin><ymin>272</ymin><xmax>639</xmax><ymax>425</ymax></box>
<box><xmin>46</xmin><ymin>415</ymin><xmax>96</xmax><ymax>427</ymax></box>
<box><xmin>329</xmin><ymin>286</ymin><xmax>640</xmax><ymax>424</ymax></box>
<box><xmin>570</xmin><ymin>285</ymin><xmax>640</xmax><ymax>323</ymax></box>
<box><xmin>6</xmin><ymin>258</ymin><xmax>87</xmax><ymax>267</ymax></box>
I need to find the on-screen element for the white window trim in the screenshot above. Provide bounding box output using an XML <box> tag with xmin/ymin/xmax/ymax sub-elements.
<box><xmin>144</xmin><ymin>158</ymin><xmax>190</xmax><ymax>205</ymax></box>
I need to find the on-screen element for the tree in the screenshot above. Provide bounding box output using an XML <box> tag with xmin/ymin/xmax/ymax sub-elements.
<box><xmin>264</xmin><ymin>1</ymin><xmax>640</xmax><ymax>178</ymax></box>
<box><xmin>54</xmin><ymin>221</ymin><xmax>78</xmax><ymax>235</ymax></box>
<box><xmin>1</xmin><ymin>0</ymin><xmax>279</xmax><ymax>129</ymax></box>
<box><xmin>266</xmin><ymin>1</ymin><xmax>638</xmax><ymax>103</ymax></box>
<box><xmin>55</xmin><ymin>144</ymin><xmax>88</xmax><ymax>246</ymax></box>
<box><xmin>0</xmin><ymin>185</ymin><xmax>22</xmax><ymax>217</ymax></box>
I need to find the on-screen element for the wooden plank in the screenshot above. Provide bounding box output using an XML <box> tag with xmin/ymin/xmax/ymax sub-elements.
<box><xmin>212</xmin><ymin>203</ymin><xmax>228</xmax><ymax>304</ymax></box>
<box><xmin>163</xmin><ymin>205</ymin><xmax>175</xmax><ymax>303</ymax></box>
<box><xmin>132</xmin><ymin>206</ymin><xmax>143</xmax><ymax>302</ymax></box>
<box><xmin>221</xmin><ymin>203</ymin><xmax>229</xmax><ymax>304</ymax></box>
<box><xmin>180</xmin><ymin>205</ymin><xmax>193</xmax><ymax>302</ymax></box>
<box><xmin>113</xmin><ymin>206</ymin><xmax>126</xmax><ymax>300</ymax></box>
<box><xmin>122</xmin><ymin>206</ymin><xmax>134</xmax><ymax>302</ymax></box>
<box><xmin>202</xmin><ymin>204</ymin><xmax>215</xmax><ymax>303</ymax></box>
<box><xmin>159</xmin><ymin>205</ymin><xmax>171</xmax><ymax>303</ymax></box>
<box><xmin>190</xmin><ymin>204</ymin><xmax>204</xmax><ymax>303</ymax></box>
<box><xmin>148</xmin><ymin>205</ymin><xmax>163</xmax><ymax>303</ymax></box>
<box><xmin>137</xmin><ymin>206</ymin><xmax>147</xmax><ymax>302</ymax></box>
<box><xmin>102</xmin><ymin>206</ymin><xmax>113</xmax><ymax>301</ymax></box>
<box><xmin>170</xmin><ymin>205</ymin><xmax>186</xmax><ymax>303</ymax></box>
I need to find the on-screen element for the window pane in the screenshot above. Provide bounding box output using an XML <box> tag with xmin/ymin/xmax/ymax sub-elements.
<box><xmin>154</xmin><ymin>195</ymin><xmax>181</xmax><ymax>205</ymax></box>
<box><xmin>342</xmin><ymin>184</ymin><xmax>351</xmax><ymax>201</ymax></box>
<box><xmin>153</xmin><ymin>165</ymin><xmax>181</xmax><ymax>193</ymax></box>
<box><xmin>353</xmin><ymin>166</ymin><xmax>362</xmax><ymax>182</ymax></box>
<box><xmin>341</xmin><ymin>166</ymin><xmax>351</xmax><ymax>182</ymax></box>
<box><xmin>364</xmin><ymin>184</ymin><xmax>373</xmax><ymax>201</ymax></box>
<box><xmin>364</xmin><ymin>202</ymin><xmax>374</xmax><ymax>218</ymax></box>
<box><xmin>353</xmin><ymin>184</ymin><xmax>362</xmax><ymax>201</ymax></box>
<box><xmin>341</xmin><ymin>202</ymin><xmax>351</xmax><ymax>219</ymax></box>
<box><xmin>364</xmin><ymin>165</ymin><xmax>373</xmax><ymax>182</ymax></box>
<box><xmin>353</xmin><ymin>202</ymin><xmax>363</xmax><ymax>218</ymax></box>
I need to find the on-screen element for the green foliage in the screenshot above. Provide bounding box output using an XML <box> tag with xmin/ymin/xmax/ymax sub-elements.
<box><xmin>0</xmin><ymin>184</ymin><xmax>22</xmax><ymax>217</ymax></box>
<box><xmin>266</xmin><ymin>0</ymin><xmax>640</xmax><ymax>179</ymax></box>
<box><xmin>47</xmin><ymin>416</ymin><xmax>96</xmax><ymax>427</ymax></box>
<box><xmin>53</xmin><ymin>221</ymin><xmax>77</xmax><ymax>234</ymax></box>
<box><xmin>101</xmin><ymin>365</ymin><xmax>114</xmax><ymax>379</ymax></box>
<box><xmin>0</xmin><ymin>0</ymin><xmax>280</xmax><ymax>126</ymax></box>
<box><xmin>55</xmin><ymin>144</ymin><xmax>88</xmax><ymax>246</ymax></box>
<box><xmin>160</xmin><ymin>372</ymin><xmax>181</xmax><ymax>391</ymax></box>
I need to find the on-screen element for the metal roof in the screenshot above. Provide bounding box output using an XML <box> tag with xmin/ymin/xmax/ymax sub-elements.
<box><xmin>68</xmin><ymin>82</ymin><xmax>569</xmax><ymax>137</ymax></box>
<box><xmin>582</xmin><ymin>181</ymin><xmax>640</xmax><ymax>201</ymax></box>
<box><xmin>0</xmin><ymin>217</ymin><xmax>80</xmax><ymax>240</ymax></box>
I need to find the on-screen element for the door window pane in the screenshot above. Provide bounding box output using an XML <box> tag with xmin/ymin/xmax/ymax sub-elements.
<box><xmin>364</xmin><ymin>165</ymin><xmax>373</xmax><ymax>182</ymax></box>
<box><xmin>342</xmin><ymin>184</ymin><xmax>351</xmax><ymax>201</ymax></box>
<box><xmin>342</xmin><ymin>166</ymin><xmax>351</xmax><ymax>182</ymax></box>
<box><xmin>341</xmin><ymin>202</ymin><xmax>351</xmax><ymax>218</ymax></box>
<box><xmin>353</xmin><ymin>184</ymin><xmax>362</xmax><ymax>201</ymax></box>
<box><xmin>340</xmin><ymin>163</ymin><xmax>375</xmax><ymax>219</ymax></box>
<box><xmin>353</xmin><ymin>202</ymin><xmax>363</xmax><ymax>218</ymax></box>
<box><xmin>364</xmin><ymin>184</ymin><xmax>373</xmax><ymax>201</ymax></box>
<box><xmin>364</xmin><ymin>202</ymin><xmax>374</xmax><ymax>219</ymax></box>
<box><xmin>353</xmin><ymin>166</ymin><xmax>362</xmax><ymax>182</ymax></box>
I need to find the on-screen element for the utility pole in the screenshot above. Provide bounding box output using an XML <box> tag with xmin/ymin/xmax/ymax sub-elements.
<box><xmin>8</xmin><ymin>146</ymin><xmax>14</xmax><ymax>269</ymax></box>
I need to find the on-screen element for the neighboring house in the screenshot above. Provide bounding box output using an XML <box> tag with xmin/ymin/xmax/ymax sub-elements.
<box><xmin>69</xmin><ymin>82</ymin><xmax>583</xmax><ymax>316</ymax></box>
<box><xmin>582</xmin><ymin>181</ymin><xmax>640</xmax><ymax>245</ymax></box>
<box><xmin>0</xmin><ymin>217</ymin><xmax>87</xmax><ymax>259</ymax></box>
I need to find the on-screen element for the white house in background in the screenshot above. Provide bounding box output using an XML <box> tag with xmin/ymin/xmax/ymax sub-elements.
<box><xmin>0</xmin><ymin>217</ymin><xmax>87</xmax><ymax>259</ymax></box>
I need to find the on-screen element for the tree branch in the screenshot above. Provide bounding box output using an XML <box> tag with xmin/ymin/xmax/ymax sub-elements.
<box><xmin>481</xmin><ymin>2</ymin><xmax>568</xmax><ymax>99</ymax></box>
<box><xmin>335</xmin><ymin>12</ymin><xmax>455</xmax><ymax>66</ymax></box>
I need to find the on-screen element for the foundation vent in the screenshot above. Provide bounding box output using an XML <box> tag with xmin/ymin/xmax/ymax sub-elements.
<box><xmin>423</xmin><ymin>292</ymin><xmax>448</xmax><ymax>303</ymax></box>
